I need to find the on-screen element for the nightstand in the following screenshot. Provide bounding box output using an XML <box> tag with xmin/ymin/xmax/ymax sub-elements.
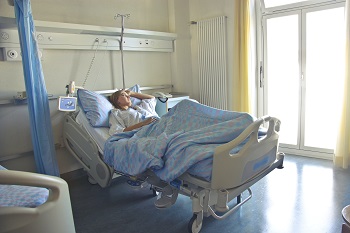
<box><xmin>155</xmin><ymin>95</ymin><xmax>189</xmax><ymax>117</ymax></box>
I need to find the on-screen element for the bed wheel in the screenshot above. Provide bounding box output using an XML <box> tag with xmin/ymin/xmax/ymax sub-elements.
<box><xmin>88</xmin><ymin>176</ymin><xmax>97</xmax><ymax>185</ymax></box>
<box><xmin>152</xmin><ymin>188</ymin><xmax>158</xmax><ymax>197</ymax></box>
<box><xmin>188</xmin><ymin>214</ymin><xmax>202</xmax><ymax>233</ymax></box>
<box><xmin>150</xmin><ymin>185</ymin><xmax>160</xmax><ymax>197</ymax></box>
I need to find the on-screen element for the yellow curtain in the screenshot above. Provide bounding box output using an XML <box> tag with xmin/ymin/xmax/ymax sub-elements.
<box><xmin>233</xmin><ymin>0</ymin><xmax>251</xmax><ymax>113</ymax></box>
<box><xmin>334</xmin><ymin>0</ymin><xmax>350</xmax><ymax>168</ymax></box>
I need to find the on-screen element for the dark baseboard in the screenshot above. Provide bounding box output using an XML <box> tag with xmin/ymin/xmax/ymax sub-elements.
<box><xmin>61</xmin><ymin>168</ymin><xmax>86</xmax><ymax>182</ymax></box>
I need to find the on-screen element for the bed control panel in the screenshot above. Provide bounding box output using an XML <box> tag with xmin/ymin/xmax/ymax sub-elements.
<box><xmin>58</xmin><ymin>96</ymin><xmax>77</xmax><ymax>112</ymax></box>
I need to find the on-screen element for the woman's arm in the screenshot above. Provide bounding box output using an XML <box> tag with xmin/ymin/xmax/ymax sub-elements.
<box><xmin>123</xmin><ymin>117</ymin><xmax>158</xmax><ymax>132</ymax></box>
<box><xmin>127</xmin><ymin>90</ymin><xmax>154</xmax><ymax>100</ymax></box>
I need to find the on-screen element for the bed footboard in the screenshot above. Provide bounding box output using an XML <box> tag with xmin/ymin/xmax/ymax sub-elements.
<box><xmin>183</xmin><ymin>152</ymin><xmax>284</xmax><ymax>233</ymax></box>
<box><xmin>63</xmin><ymin>113</ymin><xmax>113</xmax><ymax>188</ymax></box>
<box><xmin>211</xmin><ymin>116</ymin><xmax>281</xmax><ymax>190</ymax></box>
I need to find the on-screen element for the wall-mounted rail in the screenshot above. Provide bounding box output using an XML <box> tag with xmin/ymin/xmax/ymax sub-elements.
<box><xmin>0</xmin><ymin>17</ymin><xmax>177</xmax><ymax>53</ymax></box>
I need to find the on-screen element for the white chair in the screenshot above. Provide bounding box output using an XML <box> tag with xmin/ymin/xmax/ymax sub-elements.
<box><xmin>0</xmin><ymin>170</ymin><xmax>76</xmax><ymax>233</ymax></box>
<box><xmin>342</xmin><ymin>206</ymin><xmax>350</xmax><ymax>233</ymax></box>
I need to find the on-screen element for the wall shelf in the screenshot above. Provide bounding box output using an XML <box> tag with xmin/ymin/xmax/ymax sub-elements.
<box><xmin>0</xmin><ymin>16</ymin><xmax>177</xmax><ymax>53</ymax></box>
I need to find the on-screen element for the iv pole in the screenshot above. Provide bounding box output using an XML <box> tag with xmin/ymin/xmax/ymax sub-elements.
<box><xmin>115</xmin><ymin>13</ymin><xmax>130</xmax><ymax>90</ymax></box>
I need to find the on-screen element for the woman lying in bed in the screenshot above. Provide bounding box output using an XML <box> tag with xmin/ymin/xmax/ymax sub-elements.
<box><xmin>108</xmin><ymin>89</ymin><xmax>159</xmax><ymax>135</ymax></box>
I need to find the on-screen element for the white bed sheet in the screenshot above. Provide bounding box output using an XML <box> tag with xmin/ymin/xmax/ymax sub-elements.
<box><xmin>76</xmin><ymin>110</ymin><xmax>110</xmax><ymax>153</ymax></box>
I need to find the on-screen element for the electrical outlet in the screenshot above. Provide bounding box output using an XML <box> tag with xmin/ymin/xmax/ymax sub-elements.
<box><xmin>7</xmin><ymin>49</ymin><xmax>18</xmax><ymax>59</ymax></box>
<box><xmin>16</xmin><ymin>91</ymin><xmax>26</xmax><ymax>99</ymax></box>
<box><xmin>2</xmin><ymin>48</ymin><xmax>21</xmax><ymax>61</ymax></box>
<box><xmin>1</xmin><ymin>47</ymin><xmax>44</xmax><ymax>61</ymax></box>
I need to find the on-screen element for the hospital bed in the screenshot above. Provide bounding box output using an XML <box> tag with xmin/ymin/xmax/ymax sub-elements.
<box><xmin>62</xmin><ymin>88</ymin><xmax>284</xmax><ymax>233</ymax></box>
<box><xmin>0</xmin><ymin>165</ymin><xmax>75</xmax><ymax>233</ymax></box>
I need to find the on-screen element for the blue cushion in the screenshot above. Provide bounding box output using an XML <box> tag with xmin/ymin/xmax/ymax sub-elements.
<box><xmin>0</xmin><ymin>166</ymin><xmax>49</xmax><ymax>207</ymax></box>
<box><xmin>77</xmin><ymin>89</ymin><xmax>113</xmax><ymax>127</ymax></box>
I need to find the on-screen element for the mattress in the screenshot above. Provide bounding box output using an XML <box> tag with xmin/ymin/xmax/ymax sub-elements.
<box><xmin>76</xmin><ymin>110</ymin><xmax>110</xmax><ymax>153</ymax></box>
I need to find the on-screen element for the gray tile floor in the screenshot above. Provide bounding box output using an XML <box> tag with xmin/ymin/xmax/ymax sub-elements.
<box><xmin>66</xmin><ymin>154</ymin><xmax>350</xmax><ymax>233</ymax></box>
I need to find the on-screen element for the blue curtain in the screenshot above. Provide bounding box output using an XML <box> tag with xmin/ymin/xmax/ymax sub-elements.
<box><xmin>14</xmin><ymin>0</ymin><xmax>60</xmax><ymax>176</ymax></box>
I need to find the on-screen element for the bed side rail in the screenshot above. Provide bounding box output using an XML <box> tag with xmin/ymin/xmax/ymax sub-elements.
<box><xmin>211</xmin><ymin>116</ymin><xmax>281</xmax><ymax>190</ymax></box>
<box><xmin>63</xmin><ymin>113</ymin><xmax>113</xmax><ymax>188</ymax></box>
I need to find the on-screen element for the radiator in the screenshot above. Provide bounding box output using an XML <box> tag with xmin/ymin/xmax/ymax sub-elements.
<box><xmin>197</xmin><ymin>16</ymin><xmax>228</xmax><ymax>110</ymax></box>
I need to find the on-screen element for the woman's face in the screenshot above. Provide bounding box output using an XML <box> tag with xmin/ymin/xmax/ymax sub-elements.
<box><xmin>117</xmin><ymin>91</ymin><xmax>131</xmax><ymax>108</ymax></box>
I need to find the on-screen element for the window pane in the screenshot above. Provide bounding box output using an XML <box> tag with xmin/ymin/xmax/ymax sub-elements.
<box><xmin>304</xmin><ymin>7</ymin><xmax>345</xmax><ymax>149</ymax></box>
<box><xmin>264</xmin><ymin>0</ymin><xmax>310</xmax><ymax>8</ymax></box>
<box><xmin>266</xmin><ymin>14</ymin><xmax>299</xmax><ymax>145</ymax></box>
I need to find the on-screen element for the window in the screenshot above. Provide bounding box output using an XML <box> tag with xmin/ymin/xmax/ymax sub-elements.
<box><xmin>260</xmin><ymin>1</ymin><xmax>345</xmax><ymax>158</ymax></box>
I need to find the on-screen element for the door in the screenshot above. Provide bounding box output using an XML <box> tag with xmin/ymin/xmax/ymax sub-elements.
<box><xmin>262</xmin><ymin>3</ymin><xmax>345</xmax><ymax>157</ymax></box>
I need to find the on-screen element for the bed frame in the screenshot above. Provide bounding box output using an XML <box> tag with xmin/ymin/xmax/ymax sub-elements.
<box><xmin>63</xmin><ymin>111</ymin><xmax>284</xmax><ymax>233</ymax></box>
<box><xmin>63</xmin><ymin>111</ymin><xmax>114</xmax><ymax>187</ymax></box>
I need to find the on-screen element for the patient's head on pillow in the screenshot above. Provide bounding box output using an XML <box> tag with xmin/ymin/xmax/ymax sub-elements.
<box><xmin>77</xmin><ymin>84</ymin><xmax>141</xmax><ymax>127</ymax></box>
<box><xmin>109</xmin><ymin>84</ymin><xmax>142</xmax><ymax>109</ymax></box>
<box><xmin>109</xmin><ymin>89</ymin><xmax>132</xmax><ymax>110</ymax></box>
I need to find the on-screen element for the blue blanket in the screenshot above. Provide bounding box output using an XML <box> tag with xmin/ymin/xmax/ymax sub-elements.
<box><xmin>103</xmin><ymin>100</ymin><xmax>255</xmax><ymax>182</ymax></box>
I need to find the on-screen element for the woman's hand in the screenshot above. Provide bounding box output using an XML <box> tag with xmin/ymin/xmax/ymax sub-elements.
<box><xmin>124</xmin><ymin>89</ymin><xmax>132</xmax><ymax>96</ymax></box>
<box><xmin>142</xmin><ymin>117</ymin><xmax>158</xmax><ymax>126</ymax></box>
<box><xmin>123</xmin><ymin>117</ymin><xmax>158</xmax><ymax>132</ymax></box>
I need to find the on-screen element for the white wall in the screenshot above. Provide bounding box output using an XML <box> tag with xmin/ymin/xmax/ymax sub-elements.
<box><xmin>0</xmin><ymin>0</ymin><xmax>173</xmax><ymax>99</ymax></box>
<box><xmin>188</xmin><ymin>0</ymin><xmax>258</xmax><ymax>114</ymax></box>
<box><xmin>0</xmin><ymin>0</ymin><xmax>185</xmax><ymax>174</ymax></box>
<box><xmin>0</xmin><ymin>0</ymin><xmax>256</xmax><ymax>174</ymax></box>
<box><xmin>0</xmin><ymin>0</ymin><xmax>170</xmax><ymax>31</ymax></box>
<box><xmin>188</xmin><ymin>0</ymin><xmax>236</xmax><ymax>109</ymax></box>
<box><xmin>168</xmin><ymin>0</ymin><xmax>193</xmax><ymax>95</ymax></box>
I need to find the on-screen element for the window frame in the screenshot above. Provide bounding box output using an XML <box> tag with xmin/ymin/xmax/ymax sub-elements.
<box><xmin>260</xmin><ymin>0</ymin><xmax>343</xmax><ymax>14</ymax></box>
<box><xmin>259</xmin><ymin>1</ymin><xmax>346</xmax><ymax>158</ymax></box>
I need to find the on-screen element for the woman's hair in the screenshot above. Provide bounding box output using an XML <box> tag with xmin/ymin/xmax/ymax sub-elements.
<box><xmin>109</xmin><ymin>90</ymin><xmax>124</xmax><ymax>109</ymax></box>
